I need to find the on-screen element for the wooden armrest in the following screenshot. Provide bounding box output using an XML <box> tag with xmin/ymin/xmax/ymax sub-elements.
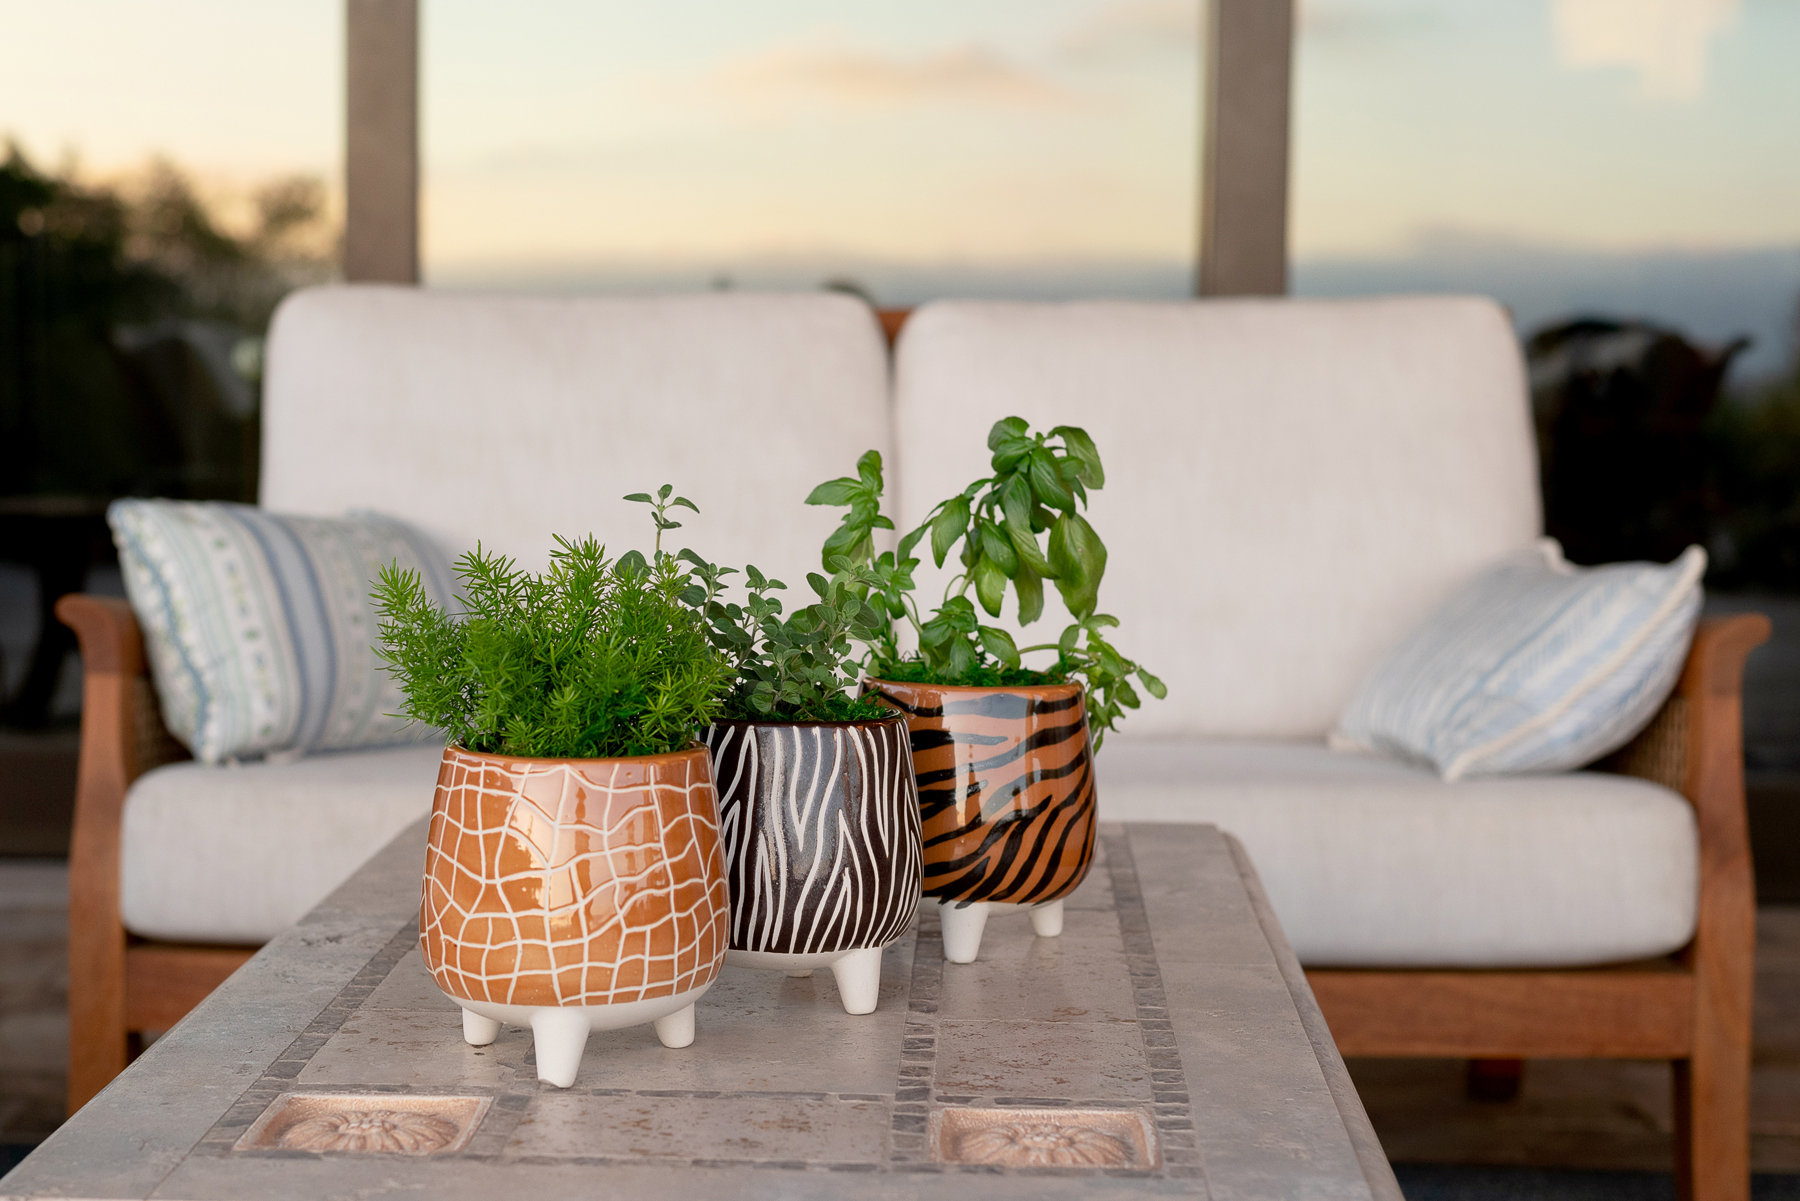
<box><xmin>56</xmin><ymin>594</ymin><xmax>147</xmax><ymax>677</ymax></box>
<box><xmin>1602</xmin><ymin>615</ymin><xmax>1769</xmax><ymax>807</ymax></box>
<box><xmin>56</xmin><ymin>594</ymin><xmax>197</xmax><ymax>1111</ymax></box>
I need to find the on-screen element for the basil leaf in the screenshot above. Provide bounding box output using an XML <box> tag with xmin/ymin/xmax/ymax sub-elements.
<box><xmin>974</xmin><ymin>559</ymin><xmax>1007</xmax><ymax>617</ymax></box>
<box><xmin>1028</xmin><ymin>450</ymin><xmax>1075</xmax><ymax>511</ymax></box>
<box><xmin>805</xmin><ymin>478</ymin><xmax>861</xmax><ymax>506</ymax></box>
<box><xmin>978</xmin><ymin>520</ymin><xmax>1018</xmax><ymax>574</ymax></box>
<box><xmin>1014</xmin><ymin>567</ymin><xmax>1044</xmax><ymax>626</ymax></box>
<box><xmin>1051</xmin><ymin>425</ymin><xmax>1105</xmax><ymax>488</ymax></box>
<box><xmin>979</xmin><ymin>626</ymin><xmax>1021</xmax><ymax>669</ymax></box>
<box><xmin>931</xmin><ymin>495</ymin><xmax>970</xmax><ymax>567</ymax></box>
<box><xmin>987</xmin><ymin>416</ymin><xmax>1029</xmax><ymax>451</ymax></box>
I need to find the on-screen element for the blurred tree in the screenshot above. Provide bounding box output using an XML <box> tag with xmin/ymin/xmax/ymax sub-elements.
<box><xmin>1706</xmin><ymin>301</ymin><xmax>1800</xmax><ymax>591</ymax></box>
<box><xmin>0</xmin><ymin>142</ymin><xmax>334</xmax><ymax>502</ymax></box>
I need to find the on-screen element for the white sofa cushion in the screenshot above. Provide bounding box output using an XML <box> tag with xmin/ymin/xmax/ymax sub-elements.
<box><xmin>1100</xmin><ymin>737</ymin><xmax>1698</xmax><ymax>968</ymax></box>
<box><xmin>893</xmin><ymin>296</ymin><xmax>1542</xmax><ymax>739</ymax></box>
<box><xmin>261</xmin><ymin>287</ymin><xmax>892</xmax><ymax>586</ymax></box>
<box><xmin>109</xmin><ymin>500</ymin><xmax>456</xmax><ymax>765</ymax></box>
<box><xmin>120</xmin><ymin>745</ymin><xmax>444</xmax><ymax>943</ymax></box>
<box><xmin>1333</xmin><ymin>540</ymin><xmax>1704</xmax><ymax>779</ymax></box>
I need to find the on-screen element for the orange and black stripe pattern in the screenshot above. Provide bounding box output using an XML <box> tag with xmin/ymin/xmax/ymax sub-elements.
<box><xmin>871</xmin><ymin>680</ymin><xmax>1096</xmax><ymax>905</ymax></box>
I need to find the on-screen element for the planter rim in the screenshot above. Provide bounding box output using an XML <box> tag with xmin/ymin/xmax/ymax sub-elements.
<box><xmin>706</xmin><ymin>711</ymin><xmax>908</xmax><ymax>730</ymax></box>
<box><xmin>441</xmin><ymin>741</ymin><xmax>709</xmax><ymax>768</ymax></box>
<box><xmin>865</xmin><ymin>676</ymin><xmax>1083</xmax><ymax>697</ymax></box>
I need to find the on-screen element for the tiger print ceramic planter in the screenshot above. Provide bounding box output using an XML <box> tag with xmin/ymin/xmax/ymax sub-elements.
<box><xmin>700</xmin><ymin>714</ymin><xmax>922</xmax><ymax>1014</ymax></box>
<box><xmin>419</xmin><ymin>744</ymin><xmax>730</xmax><ymax>1087</ymax></box>
<box><xmin>867</xmin><ymin>679</ymin><xmax>1096</xmax><ymax>964</ymax></box>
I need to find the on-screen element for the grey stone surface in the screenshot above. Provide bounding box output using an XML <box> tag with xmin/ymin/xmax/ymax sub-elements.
<box><xmin>363</xmin><ymin>949</ymin><xmax>460</xmax><ymax>1012</ymax></box>
<box><xmin>300</xmin><ymin>1010</ymin><xmax>527</xmax><ymax>1088</ymax></box>
<box><xmin>506</xmin><ymin>1092</ymin><xmax>892</xmax><ymax>1162</ymax></box>
<box><xmin>937</xmin><ymin>908</ymin><xmax>1137</xmax><ymax>1024</ymax></box>
<box><xmin>935</xmin><ymin>1020</ymin><xmax>1153</xmax><ymax>1100</ymax></box>
<box><xmin>0</xmin><ymin>819</ymin><xmax>1401</xmax><ymax>1200</ymax></box>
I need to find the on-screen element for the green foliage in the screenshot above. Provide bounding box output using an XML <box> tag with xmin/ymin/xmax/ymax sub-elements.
<box><xmin>678</xmin><ymin>553</ymin><xmax>891</xmax><ymax>723</ymax></box>
<box><xmin>808</xmin><ymin>420</ymin><xmax>1164</xmax><ymax>748</ymax></box>
<box><xmin>2</xmin><ymin>144</ymin><xmax>333</xmax><ymax>501</ymax></box>
<box><xmin>373</xmin><ymin>527</ymin><xmax>733</xmax><ymax>760</ymax></box>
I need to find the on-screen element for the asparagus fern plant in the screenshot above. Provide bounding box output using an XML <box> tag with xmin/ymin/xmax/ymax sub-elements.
<box><xmin>372</xmin><ymin>499</ymin><xmax>733</xmax><ymax>759</ymax></box>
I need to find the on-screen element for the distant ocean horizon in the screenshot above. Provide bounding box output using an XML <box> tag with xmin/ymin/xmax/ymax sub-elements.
<box><xmin>429</xmin><ymin>238</ymin><xmax>1800</xmax><ymax>387</ymax></box>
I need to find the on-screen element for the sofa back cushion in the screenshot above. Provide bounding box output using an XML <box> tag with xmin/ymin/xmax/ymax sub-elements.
<box><xmin>892</xmin><ymin>296</ymin><xmax>1541</xmax><ymax>739</ymax></box>
<box><xmin>261</xmin><ymin>287</ymin><xmax>891</xmax><ymax>585</ymax></box>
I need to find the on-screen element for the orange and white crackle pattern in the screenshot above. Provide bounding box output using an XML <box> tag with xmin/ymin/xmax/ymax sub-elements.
<box><xmin>419</xmin><ymin>744</ymin><xmax>729</xmax><ymax>1008</ymax></box>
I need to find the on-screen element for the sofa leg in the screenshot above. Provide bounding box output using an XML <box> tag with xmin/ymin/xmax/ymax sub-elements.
<box><xmin>1465</xmin><ymin>1058</ymin><xmax>1524</xmax><ymax>1102</ymax></box>
<box><xmin>1674</xmin><ymin>1046</ymin><xmax>1750</xmax><ymax>1201</ymax></box>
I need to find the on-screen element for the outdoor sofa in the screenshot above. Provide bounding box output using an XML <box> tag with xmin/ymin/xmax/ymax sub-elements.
<box><xmin>59</xmin><ymin>287</ymin><xmax>1765</xmax><ymax>1201</ymax></box>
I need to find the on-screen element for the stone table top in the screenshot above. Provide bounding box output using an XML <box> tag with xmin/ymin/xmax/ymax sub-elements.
<box><xmin>3</xmin><ymin>822</ymin><xmax>1400</xmax><ymax>1200</ymax></box>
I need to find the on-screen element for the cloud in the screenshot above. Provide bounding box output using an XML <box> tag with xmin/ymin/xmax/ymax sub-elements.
<box><xmin>1058</xmin><ymin>0</ymin><xmax>1197</xmax><ymax>62</ymax></box>
<box><xmin>708</xmin><ymin>37</ymin><xmax>1073</xmax><ymax>111</ymax></box>
<box><xmin>1551</xmin><ymin>0</ymin><xmax>1740</xmax><ymax>101</ymax></box>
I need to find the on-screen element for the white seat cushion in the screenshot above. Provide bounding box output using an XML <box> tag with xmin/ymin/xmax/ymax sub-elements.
<box><xmin>120</xmin><ymin>745</ymin><xmax>444</xmax><ymax>943</ymax></box>
<box><xmin>1100</xmin><ymin>738</ymin><xmax>1698</xmax><ymax>968</ymax></box>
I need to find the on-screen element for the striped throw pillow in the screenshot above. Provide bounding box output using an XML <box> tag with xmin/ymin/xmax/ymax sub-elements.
<box><xmin>1331</xmin><ymin>540</ymin><xmax>1704</xmax><ymax>780</ymax></box>
<box><xmin>108</xmin><ymin>500</ymin><xmax>458</xmax><ymax>765</ymax></box>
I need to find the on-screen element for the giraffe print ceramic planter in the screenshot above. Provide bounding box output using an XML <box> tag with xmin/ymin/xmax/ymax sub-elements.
<box><xmin>418</xmin><ymin>744</ymin><xmax>730</xmax><ymax>1087</ymax></box>
<box><xmin>700</xmin><ymin>713</ymin><xmax>922</xmax><ymax>1014</ymax></box>
<box><xmin>867</xmin><ymin>679</ymin><xmax>1097</xmax><ymax>965</ymax></box>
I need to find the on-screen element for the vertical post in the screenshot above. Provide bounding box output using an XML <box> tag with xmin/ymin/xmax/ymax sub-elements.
<box><xmin>344</xmin><ymin>0</ymin><xmax>420</xmax><ymax>284</ymax></box>
<box><xmin>1197</xmin><ymin>0</ymin><xmax>1295</xmax><ymax>297</ymax></box>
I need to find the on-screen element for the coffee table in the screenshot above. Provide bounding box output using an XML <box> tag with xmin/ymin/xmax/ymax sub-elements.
<box><xmin>2</xmin><ymin>821</ymin><xmax>1400</xmax><ymax>1199</ymax></box>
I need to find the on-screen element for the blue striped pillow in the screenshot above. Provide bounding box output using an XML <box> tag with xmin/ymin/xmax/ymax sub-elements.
<box><xmin>108</xmin><ymin>500</ymin><xmax>458</xmax><ymax>765</ymax></box>
<box><xmin>1331</xmin><ymin>540</ymin><xmax>1704</xmax><ymax>780</ymax></box>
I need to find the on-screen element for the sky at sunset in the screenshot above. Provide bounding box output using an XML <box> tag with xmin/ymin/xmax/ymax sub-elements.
<box><xmin>2</xmin><ymin>0</ymin><xmax>1796</xmax><ymax>369</ymax></box>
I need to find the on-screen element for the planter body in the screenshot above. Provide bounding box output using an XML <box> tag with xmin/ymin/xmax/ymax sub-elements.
<box><xmin>869</xmin><ymin>679</ymin><xmax>1097</xmax><ymax>963</ymax></box>
<box><xmin>419</xmin><ymin>744</ymin><xmax>730</xmax><ymax>1086</ymax></box>
<box><xmin>700</xmin><ymin>714</ymin><xmax>922</xmax><ymax>1014</ymax></box>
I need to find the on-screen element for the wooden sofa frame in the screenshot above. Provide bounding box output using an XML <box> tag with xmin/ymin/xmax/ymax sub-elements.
<box><xmin>54</xmin><ymin>309</ymin><xmax>1769</xmax><ymax>1200</ymax></box>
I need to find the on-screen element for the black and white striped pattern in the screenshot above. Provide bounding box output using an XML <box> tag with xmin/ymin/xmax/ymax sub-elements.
<box><xmin>701</xmin><ymin>715</ymin><xmax>922</xmax><ymax>956</ymax></box>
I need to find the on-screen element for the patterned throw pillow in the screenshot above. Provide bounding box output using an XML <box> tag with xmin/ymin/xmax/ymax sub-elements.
<box><xmin>1331</xmin><ymin>540</ymin><xmax>1705</xmax><ymax>780</ymax></box>
<box><xmin>108</xmin><ymin>500</ymin><xmax>458</xmax><ymax>765</ymax></box>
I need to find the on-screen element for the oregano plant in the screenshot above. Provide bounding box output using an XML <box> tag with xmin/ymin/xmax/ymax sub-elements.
<box><xmin>667</xmin><ymin>519</ymin><xmax>891</xmax><ymax>722</ymax></box>
<box><xmin>807</xmin><ymin>418</ymin><xmax>1164</xmax><ymax>746</ymax></box>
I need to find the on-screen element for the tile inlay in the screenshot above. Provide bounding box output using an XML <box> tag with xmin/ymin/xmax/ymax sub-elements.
<box><xmin>931</xmin><ymin>1106</ymin><xmax>1159</xmax><ymax>1168</ymax></box>
<box><xmin>195</xmin><ymin>830</ymin><xmax>1205</xmax><ymax>1180</ymax></box>
<box><xmin>235</xmin><ymin>1093</ymin><xmax>490</xmax><ymax>1155</ymax></box>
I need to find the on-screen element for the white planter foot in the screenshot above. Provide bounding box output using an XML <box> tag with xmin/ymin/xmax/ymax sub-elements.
<box><xmin>653</xmin><ymin>1003</ymin><xmax>696</xmax><ymax>1049</ymax></box>
<box><xmin>460</xmin><ymin>1007</ymin><xmax>500</xmax><ymax>1047</ymax></box>
<box><xmin>1030</xmin><ymin>898</ymin><xmax>1065</xmax><ymax>938</ymax></box>
<box><xmin>937</xmin><ymin>899</ymin><xmax>990</xmax><ymax>964</ymax></box>
<box><xmin>528</xmin><ymin>1008</ymin><xmax>592</xmax><ymax>1088</ymax></box>
<box><xmin>828</xmin><ymin>946</ymin><xmax>884</xmax><ymax>1015</ymax></box>
<box><xmin>446</xmin><ymin>982</ymin><xmax>715</xmax><ymax>1089</ymax></box>
<box><xmin>785</xmin><ymin>968</ymin><xmax>815</xmax><ymax>978</ymax></box>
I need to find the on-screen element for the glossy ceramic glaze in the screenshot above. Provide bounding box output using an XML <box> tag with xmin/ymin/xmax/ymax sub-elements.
<box><xmin>700</xmin><ymin>714</ymin><xmax>921</xmax><ymax>1013</ymax></box>
<box><xmin>867</xmin><ymin>680</ymin><xmax>1096</xmax><ymax>906</ymax></box>
<box><xmin>418</xmin><ymin>743</ymin><xmax>730</xmax><ymax>1084</ymax></box>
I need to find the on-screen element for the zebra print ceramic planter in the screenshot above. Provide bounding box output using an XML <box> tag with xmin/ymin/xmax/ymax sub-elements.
<box><xmin>867</xmin><ymin>679</ymin><xmax>1097</xmax><ymax>965</ymax></box>
<box><xmin>700</xmin><ymin>714</ymin><xmax>922</xmax><ymax>1014</ymax></box>
<box><xmin>419</xmin><ymin>744</ymin><xmax>731</xmax><ymax>1087</ymax></box>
